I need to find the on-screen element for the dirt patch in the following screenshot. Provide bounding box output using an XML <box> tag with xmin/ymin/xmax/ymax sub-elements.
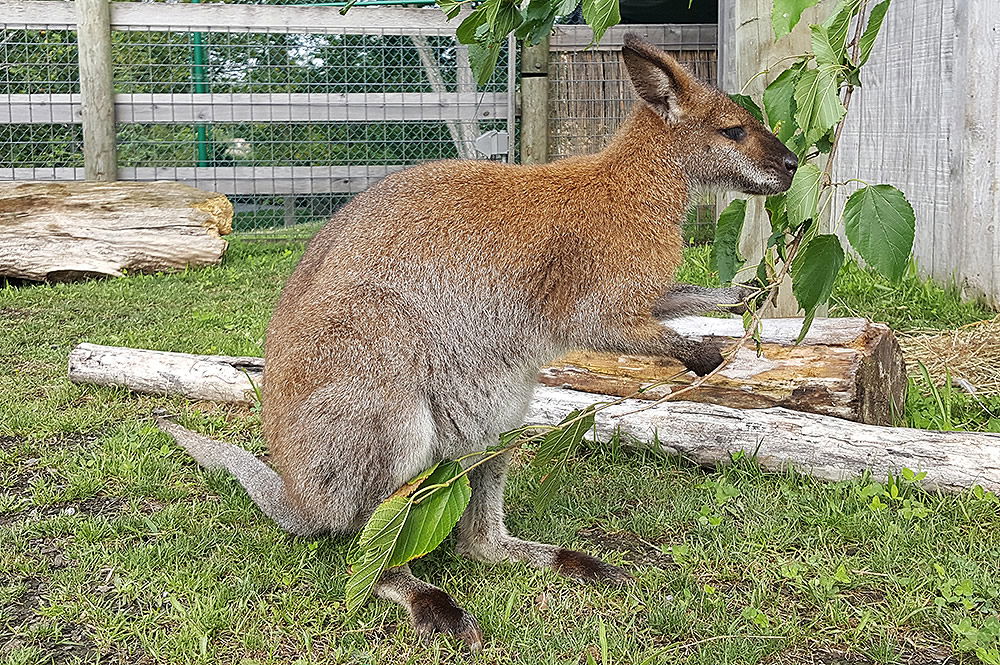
<box><xmin>1</xmin><ymin>495</ymin><xmax>132</xmax><ymax>528</ymax></box>
<box><xmin>0</xmin><ymin>307</ymin><xmax>32</xmax><ymax>320</ymax></box>
<box><xmin>577</xmin><ymin>525</ymin><xmax>676</xmax><ymax>569</ymax></box>
<box><xmin>767</xmin><ymin>640</ymin><xmax>956</xmax><ymax>665</ymax></box>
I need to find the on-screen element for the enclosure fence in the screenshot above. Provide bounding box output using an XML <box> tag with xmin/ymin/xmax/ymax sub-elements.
<box><xmin>0</xmin><ymin>2</ymin><xmax>513</xmax><ymax>233</ymax></box>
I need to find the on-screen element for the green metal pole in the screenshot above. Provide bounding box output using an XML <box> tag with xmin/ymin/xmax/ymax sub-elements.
<box><xmin>191</xmin><ymin>0</ymin><xmax>210</xmax><ymax>167</ymax></box>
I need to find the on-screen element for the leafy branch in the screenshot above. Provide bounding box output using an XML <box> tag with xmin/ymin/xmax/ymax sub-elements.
<box><xmin>720</xmin><ymin>0</ymin><xmax>913</xmax><ymax>340</ymax></box>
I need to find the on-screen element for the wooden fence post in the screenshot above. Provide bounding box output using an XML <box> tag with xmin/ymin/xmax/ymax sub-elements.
<box><xmin>719</xmin><ymin>0</ymin><xmax>832</xmax><ymax>316</ymax></box>
<box><xmin>77</xmin><ymin>0</ymin><xmax>118</xmax><ymax>181</ymax></box>
<box><xmin>519</xmin><ymin>36</ymin><xmax>549</xmax><ymax>165</ymax></box>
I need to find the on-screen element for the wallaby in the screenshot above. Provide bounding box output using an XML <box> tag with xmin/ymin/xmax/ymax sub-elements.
<box><xmin>157</xmin><ymin>33</ymin><xmax>797</xmax><ymax>649</ymax></box>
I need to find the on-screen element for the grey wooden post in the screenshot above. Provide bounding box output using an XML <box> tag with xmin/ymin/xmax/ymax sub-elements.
<box><xmin>519</xmin><ymin>36</ymin><xmax>549</xmax><ymax>165</ymax></box>
<box><xmin>77</xmin><ymin>0</ymin><xmax>118</xmax><ymax>181</ymax></box>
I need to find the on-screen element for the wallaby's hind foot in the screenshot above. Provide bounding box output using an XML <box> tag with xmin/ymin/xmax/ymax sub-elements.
<box><xmin>551</xmin><ymin>548</ymin><xmax>633</xmax><ymax>585</ymax></box>
<box><xmin>375</xmin><ymin>566</ymin><xmax>483</xmax><ymax>651</ymax></box>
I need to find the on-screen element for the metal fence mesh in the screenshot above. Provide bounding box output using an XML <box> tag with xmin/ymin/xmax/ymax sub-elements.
<box><xmin>0</xmin><ymin>11</ymin><xmax>512</xmax><ymax>234</ymax></box>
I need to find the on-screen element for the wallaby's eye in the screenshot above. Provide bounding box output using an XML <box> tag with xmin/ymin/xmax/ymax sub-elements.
<box><xmin>720</xmin><ymin>126</ymin><xmax>746</xmax><ymax>142</ymax></box>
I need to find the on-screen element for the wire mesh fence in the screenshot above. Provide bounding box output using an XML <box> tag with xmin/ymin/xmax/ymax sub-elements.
<box><xmin>0</xmin><ymin>4</ymin><xmax>513</xmax><ymax>234</ymax></box>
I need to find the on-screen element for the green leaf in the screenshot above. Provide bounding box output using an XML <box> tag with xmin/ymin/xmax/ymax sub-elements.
<box><xmin>435</xmin><ymin>0</ymin><xmax>463</xmax><ymax>20</ymax></box>
<box><xmin>533</xmin><ymin>406</ymin><xmax>595</xmax><ymax>511</ymax></box>
<box><xmin>345</xmin><ymin>493</ymin><xmax>411</xmax><ymax>612</ymax></box>
<box><xmin>712</xmin><ymin>198</ymin><xmax>747</xmax><ymax>285</ymax></box>
<box><xmin>785</xmin><ymin>162</ymin><xmax>822</xmax><ymax>227</ymax></box>
<box><xmin>794</xmin><ymin>65</ymin><xmax>846</xmax><ymax>144</ymax></box>
<box><xmin>843</xmin><ymin>184</ymin><xmax>915</xmax><ymax>282</ymax></box>
<box><xmin>515</xmin><ymin>0</ymin><xmax>558</xmax><ymax>44</ymax></box>
<box><xmin>729</xmin><ymin>94</ymin><xmax>764</xmax><ymax>124</ymax></box>
<box><xmin>456</xmin><ymin>6</ymin><xmax>489</xmax><ymax>44</ymax></box>
<box><xmin>772</xmin><ymin>0</ymin><xmax>820</xmax><ymax>39</ymax></box>
<box><xmin>763</xmin><ymin>65</ymin><xmax>802</xmax><ymax>141</ymax></box>
<box><xmin>557</xmin><ymin>0</ymin><xmax>581</xmax><ymax>14</ymax></box>
<box><xmin>534</xmin><ymin>406</ymin><xmax>595</xmax><ymax>469</ymax></box>
<box><xmin>581</xmin><ymin>0</ymin><xmax>620</xmax><ymax>44</ymax></box>
<box><xmin>791</xmin><ymin>233</ymin><xmax>844</xmax><ymax>327</ymax></box>
<box><xmin>468</xmin><ymin>41</ymin><xmax>502</xmax><ymax>85</ymax></box>
<box><xmin>392</xmin><ymin>460</ymin><xmax>472</xmax><ymax>567</ymax></box>
<box><xmin>810</xmin><ymin>24</ymin><xmax>840</xmax><ymax>68</ymax></box>
<box><xmin>486</xmin><ymin>0</ymin><xmax>523</xmax><ymax>42</ymax></box>
<box><xmin>858</xmin><ymin>0</ymin><xmax>890</xmax><ymax>66</ymax></box>
<box><xmin>823</xmin><ymin>0</ymin><xmax>861</xmax><ymax>57</ymax></box>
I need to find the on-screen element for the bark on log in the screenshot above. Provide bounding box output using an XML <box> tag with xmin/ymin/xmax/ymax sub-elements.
<box><xmin>66</xmin><ymin>340</ymin><xmax>1000</xmax><ymax>493</ymax></box>
<box><xmin>542</xmin><ymin>316</ymin><xmax>906</xmax><ymax>425</ymax></box>
<box><xmin>0</xmin><ymin>180</ymin><xmax>232</xmax><ymax>281</ymax></box>
<box><xmin>526</xmin><ymin>387</ymin><xmax>1000</xmax><ymax>494</ymax></box>
<box><xmin>67</xmin><ymin>316</ymin><xmax>906</xmax><ymax>424</ymax></box>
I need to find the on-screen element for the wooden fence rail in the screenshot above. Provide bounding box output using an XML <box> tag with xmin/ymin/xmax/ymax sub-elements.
<box><xmin>0</xmin><ymin>93</ymin><xmax>507</xmax><ymax>125</ymax></box>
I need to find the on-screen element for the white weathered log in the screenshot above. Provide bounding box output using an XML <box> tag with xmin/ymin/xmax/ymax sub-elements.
<box><xmin>67</xmin><ymin>341</ymin><xmax>999</xmax><ymax>493</ymax></box>
<box><xmin>69</xmin><ymin>344</ymin><xmax>263</xmax><ymax>404</ymax></box>
<box><xmin>526</xmin><ymin>387</ymin><xmax>1000</xmax><ymax>494</ymax></box>
<box><xmin>0</xmin><ymin>181</ymin><xmax>232</xmax><ymax>281</ymax></box>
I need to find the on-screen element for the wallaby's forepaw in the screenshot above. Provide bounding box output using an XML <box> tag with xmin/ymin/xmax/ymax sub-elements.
<box><xmin>728</xmin><ymin>283</ymin><xmax>765</xmax><ymax>316</ymax></box>
<box><xmin>679</xmin><ymin>341</ymin><xmax>724</xmax><ymax>376</ymax></box>
<box><xmin>409</xmin><ymin>587</ymin><xmax>484</xmax><ymax>652</ymax></box>
<box><xmin>552</xmin><ymin>548</ymin><xmax>633</xmax><ymax>585</ymax></box>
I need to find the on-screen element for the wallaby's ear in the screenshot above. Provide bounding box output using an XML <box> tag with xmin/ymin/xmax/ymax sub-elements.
<box><xmin>621</xmin><ymin>32</ymin><xmax>696</xmax><ymax>122</ymax></box>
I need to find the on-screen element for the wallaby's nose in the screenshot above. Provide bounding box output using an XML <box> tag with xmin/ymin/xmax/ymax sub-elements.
<box><xmin>784</xmin><ymin>153</ymin><xmax>799</xmax><ymax>175</ymax></box>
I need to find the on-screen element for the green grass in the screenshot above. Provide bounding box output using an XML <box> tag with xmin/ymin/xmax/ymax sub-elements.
<box><xmin>2</xmin><ymin>240</ymin><xmax>999</xmax><ymax>664</ymax></box>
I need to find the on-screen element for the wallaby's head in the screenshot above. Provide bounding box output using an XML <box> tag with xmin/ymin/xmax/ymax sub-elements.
<box><xmin>621</xmin><ymin>33</ymin><xmax>798</xmax><ymax>195</ymax></box>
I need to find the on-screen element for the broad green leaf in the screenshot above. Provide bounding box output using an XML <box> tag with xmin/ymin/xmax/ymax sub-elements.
<box><xmin>515</xmin><ymin>0</ymin><xmax>558</xmax><ymax>44</ymax></box>
<box><xmin>791</xmin><ymin>233</ymin><xmax>844</xmax><ymax>316</ymax></box>
<box><xmin>712</xmin><ymin>198</ymin><xmax>747</xmax><ymax>285</ymax></box>
<box><xmin>534</xmin><ymin>406</ymin><xmax>595</xmax><ymax>469</ymax></box>
<box><xmin>468</xmin><ymin>42</ymin><xmax>502</xmax><ymax>85</ymax></box>
<box><xmin>392</xmin><ymin>460</ymin><xmax>472</xmax><ymax>567</ymax></box>
<box><xmin>772</xmin><ymin>0</ymin><xmax>820</xmax><ymax>39</ymax></box>
<box><xmin>533</xmin><ymin>406</ymin><xmax>595</xmax><ymax>511</ymax></box>
<box><xmin>729</xmin><ymin>94</ymin><xmax>764</xmax><ymax>124</ymax></box>
<box><xmin>581</xmin><ymin>0</ymin><xmax>620</xmax><ymax>44</ymax></box>
<box><xmin>435</xmin><ymin>0</ymin><xmax>463</xmax><ymax>20</ymax></box>
<box><xmin>794</xmin><ymin>66</ymin><xmax>846</xmax><ymax>144</ymax></box>
<box><xmin>763</xmin><ymin>65</ymin><xmax>802</xmax><ymax>141</ymax></box>
<box><xmin>858</xmin><ymin>0</ymin><xmax>890</xmax><ymax>66</ymax></box>
<box><xmin>823</xmin><ymin>0</ymin><xmax>861</xmax><ymax>57</ymax></box>
<box><xmin>486</xmin><ymin>0</ymin><xmax>523</xmax><ymax>42</ymax></box>
<box><xmin>785</xmin><ymin>162</ymin><xmax>822</xmax><ymax>227</ymax></box>
<box><xmin>346</xmin><ymin>493</ymin><xmax>411</xmax><ymax>612</ymax></box>
<box><xmin>557</xmin><ymin>0</ymin><xmax>581</xmax><ymax>15</ymax></box>
<box><xmin>810</xmin><ymin>24</ymin><xmax>840</xmax><ymax>68</ymax></box>
<box><xmin>456</xmin><ymin>6</ymin><xmax>489</xmax><ymax>44</ymax></box>
<box><xmin>843</xmin><ymin>184</ymin><xmax>915</xmax><ymax>281</ymax></box>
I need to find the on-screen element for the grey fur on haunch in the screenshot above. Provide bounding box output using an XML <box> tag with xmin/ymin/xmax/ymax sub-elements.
<box><xmin>154</xmin><ymin>417</ymin><xmax>318</xmax><ymax>536</ymax></box>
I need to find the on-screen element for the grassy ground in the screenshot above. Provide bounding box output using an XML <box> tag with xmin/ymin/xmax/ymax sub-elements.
<box><xmin>2</xmin><ymin>239</ymin><xmax>999</xmax><ymax>665</ymax></box>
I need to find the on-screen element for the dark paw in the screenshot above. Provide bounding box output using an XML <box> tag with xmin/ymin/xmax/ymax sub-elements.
<box><xmin>409</xmin><ymin>587</ymin><xmax>483</xmax><ymax>651</ymax></box>
<box><xmin>681</xmin><ymin>342</ymin><xmax>724</xmax><ymax>376</ymax></box>
<box><xmin>731</xmin><ymin>283</ymin><xmax>766</xmax><ymax>316</ymax></box>
<box><xmin>551</xmin><ymin>548</ymin><xmax>633</xmax><ymax>585</ymax></box>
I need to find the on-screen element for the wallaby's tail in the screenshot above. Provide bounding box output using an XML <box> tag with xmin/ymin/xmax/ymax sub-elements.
<box><xmin>155</xmin><ymin>416</ymin><xmax>318</xmax><ymax>536</ymax></box>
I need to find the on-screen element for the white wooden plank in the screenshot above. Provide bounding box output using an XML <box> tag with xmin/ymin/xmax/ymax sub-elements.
<box><xmin>0</xmin><ymin>1</ymin><xmax>457</xmax><ymax>34</ymax></box>
<box><xmin>0</xmin><ymin>92</ymin><xmax>506</xmax><ymax>124</ymax></box>
<box><xmin>0</xmin><ymin>165</ymin><xmax>410</xmax><ymax>195</ymax></box>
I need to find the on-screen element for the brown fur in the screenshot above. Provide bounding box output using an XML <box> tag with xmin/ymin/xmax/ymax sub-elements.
<box><xmin>160</xmin><ymin>34</ymin><xmax>795</xmax><ymax>649</ymax></box>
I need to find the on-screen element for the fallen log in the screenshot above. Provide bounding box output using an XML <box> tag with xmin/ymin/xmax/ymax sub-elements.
<box><xmin>526</xmin><ymin>387</ymin><xmax>1000</xmax><ymax>494</ymax></box>
<box><xmin>0</xmin><ymin>181</ymin><xmax>232</xmax><ymax>281</ymax></box>
<box><xmin>67</xmin><ymin>316</ymin><xmax>906</xmax><ymax>425</ymax></box>
<box><xmin>66</xmin><ymin>337</ymin><xmax>999</xmax><ymax>493</ymax></box>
